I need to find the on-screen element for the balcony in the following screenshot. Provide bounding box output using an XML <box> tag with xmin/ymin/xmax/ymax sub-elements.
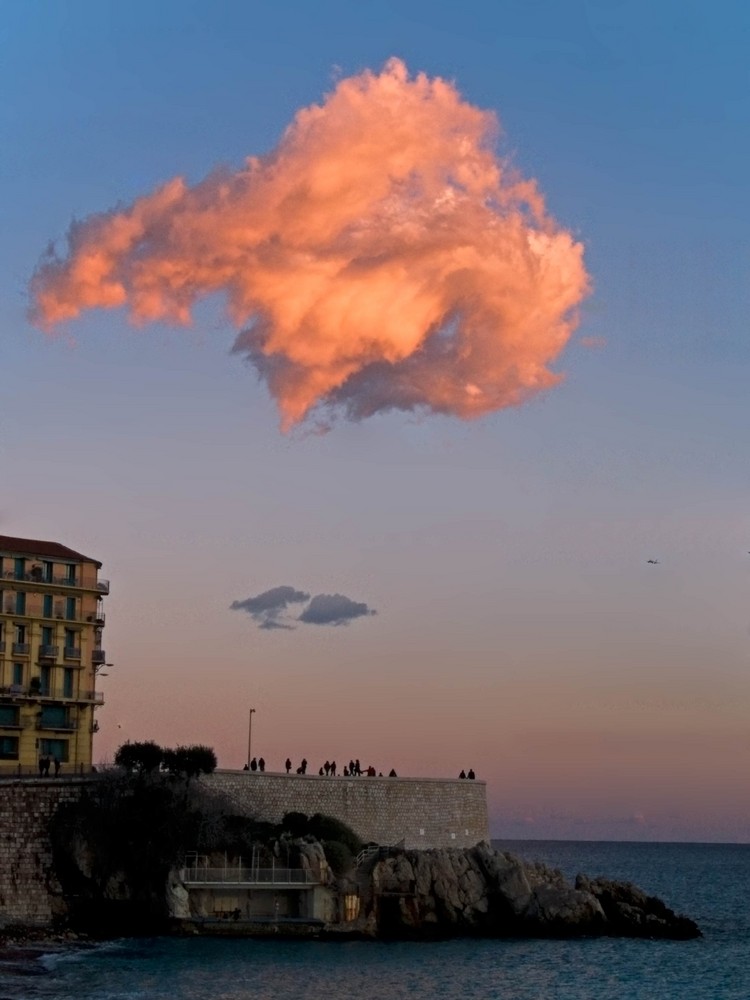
<box><xmin>12</xmin><ymin>643</ymin><xmax>29</xmax><ymax>655</ymax></box>
<box><xmin>0</xmin><ymin>685</ymin><xmax>26</xmax><ymax>698</ymax></box>
<box><xmin>92</xmin><ymin>650</ymin><xmax>106</xmax><ymax>665</ymax></box>
<box><xmin>0</xmin><ymin>717</ymin><xmax>30</xmax><ymax>730</ymax></box>
<box><xmin>86</xmin><ymin>612</ymin><xmax>106</xmax><ymax>625</ymax></box>
<box><xmin>2</xmin><ymin>570</ymin><xmax>108</xmax><ymax>594</ymax></box>
<box><xmin>36</xmin><ymin>718</ymin><xmax>78</xmax><ymax>732</ymax></box>
<box><xmin>81</xmin><ymin>690</ymin><xmax>105</xmax><ymax>704</ymax></box>
<box><xmin>39</xmin><ymin>645</ymin><xmax>59</xmax><ymax>659</ymax></box>
<box><xmin>64</xmin><ymin>647</ymin><xmax>81</xmax><ymax>660</ymax></box>
<box><xmin>180</xmin><ymin>866</ymin><xmax>320</xmax><ymax>887</ymax></box>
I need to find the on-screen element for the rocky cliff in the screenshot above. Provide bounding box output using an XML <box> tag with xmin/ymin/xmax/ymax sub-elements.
<box><xmin>349</xmin><ymin>844</ymin><xmax>700</xmax><ymax>940</ymax></box>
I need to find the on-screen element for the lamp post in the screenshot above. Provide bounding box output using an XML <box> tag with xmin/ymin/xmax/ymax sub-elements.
<box><xmin>247</xmin><ymin>707</ymin><xmax>256</xmax><ymax>767</ymax></box>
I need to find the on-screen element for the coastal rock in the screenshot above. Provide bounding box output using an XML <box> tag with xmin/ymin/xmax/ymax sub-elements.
<box><xmin>361</xmin><ymin>846</ymin><xmax>700</xmax><ymax>940</ymax></box>
<box><xmin>575</xmin><ymin>875</ymin><xmax>700</xmax><ymax>940</ymax></box>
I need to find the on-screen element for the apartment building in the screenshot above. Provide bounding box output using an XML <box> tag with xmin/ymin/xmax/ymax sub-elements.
<box><xmin>0</xmin><ymin>535</ymin><xmax>108</xmax><ymax>773</ymax></box>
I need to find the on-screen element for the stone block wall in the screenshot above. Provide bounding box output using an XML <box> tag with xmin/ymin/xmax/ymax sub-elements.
<box><xmin>0</xmin><ymin>778</ymin><xmax>87</xmax><ymax>927</ymax></box>
<box><xmin>204</xmin><ymin>771</ymin><xmax>489</xmax><ymax>849</ymax></box>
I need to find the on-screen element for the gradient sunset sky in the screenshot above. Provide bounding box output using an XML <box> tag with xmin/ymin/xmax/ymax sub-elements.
<box><xmin>3</xmin><ymin>1</ymin><xmax>749</xmax><ymax>841</ymax></box>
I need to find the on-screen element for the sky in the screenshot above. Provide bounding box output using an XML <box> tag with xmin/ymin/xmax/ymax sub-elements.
<box><xmin>2</xmin><ymin>0</ymin><xmax>749</xmax><ymax>841</ymax></box>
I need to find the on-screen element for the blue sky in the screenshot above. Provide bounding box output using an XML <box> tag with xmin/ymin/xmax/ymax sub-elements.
<box><xmin>2</xmin><ymin>1</ymin><xmax>749</xmax><ymax>840</ymax></box>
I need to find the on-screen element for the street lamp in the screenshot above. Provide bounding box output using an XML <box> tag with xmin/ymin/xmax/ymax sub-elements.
<box><xmin>247</xmin><ymin>707</ymin><xmax>256</xmax><ymax>767</ymax></box>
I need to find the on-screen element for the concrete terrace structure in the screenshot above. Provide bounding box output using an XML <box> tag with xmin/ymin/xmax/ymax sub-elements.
<box><xmin>0</xmin><ymin>535</ymin><xmax>108</xmax><ymax>773</ymax></box>
<box><xmin>205</xmin><ymin>770</ymin><xmax>489</xmax><ymax>849</ymax></box>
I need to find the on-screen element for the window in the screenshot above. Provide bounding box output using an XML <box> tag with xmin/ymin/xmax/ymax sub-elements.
<box><xmin>40</xmin><ymin>738</ymin><xmax>68</xmax><ymax>762</ymax></box>
<box><xmin>63</xmin><ymin>669</ymin><xmax>74</xmax><ymax>698</ymax></box>
<box><xmin>65</xmin><ymin>597</ymin><xmax>76</xmax><ymax>620</ymax></box>
<box><xmin>40</xmin><ymin>705</ymin><xmax>69</xmax><ymax>729</ymax></box>
<box><xmin>43</xmin><ymin>594</ymin><xmax>53</xmax><ymax>618</ymax></box>
<box><xmin>15</xmin><ymin>592</ymin><xmax>26</xmax><ymax>615</ymax></box>
<box><xmin>41</xmin><ymin>626</ymin><xmax>53</xmax><ymax>646</ymax></box>
<box><xmin>43</xmin><ymin>561</ymin><xmax>53</xmax><ymax>583</ymax></box>
<box><xmin>12</xmin><ymin>663</ymin><xmax>23</xmax><ymax>686</ymax></box>
<box><xmin>14</xmin><ymin>558</ymin><xmax>25</xmax><ymax>580</ymax></box>
<box><xmin>65</xmin><ymin>564</ymin><xmax>77</xmax><ymax>585</ymax></box>
<box><xmin>40</xmin><ymin>665</ymin><xmax>51</xmax><ymax>696</ymax></box>
<box><xmin>0</xmin><ymin>736</ymin><xmax>19</xmax><ymax>760</ymax></box>
<box><xmin>14</xmin><ymin>624</ymin><xmax>26</xmax><ymax>644</ymax></box>
<box><xmin>0</xmin><ymin>705</ymin><xmax>19</xmax><ymax>727</ymax></box>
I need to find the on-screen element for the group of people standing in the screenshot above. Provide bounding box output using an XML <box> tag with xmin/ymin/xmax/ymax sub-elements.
<box><xmin>242</xmin><ymin>757</ymin><xmax>471</xmax><ymax>779</ymax></box>
<box><xmin>37</xmin><ymin>755</ymin><xmax>61</xmax><ymax>777</ymax></box>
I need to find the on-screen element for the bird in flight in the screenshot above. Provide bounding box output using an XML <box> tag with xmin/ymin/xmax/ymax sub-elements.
<box><xmin>647</xmin><ymin>559</ymin><xmax>660</xmax><ymax>565</ymax></box>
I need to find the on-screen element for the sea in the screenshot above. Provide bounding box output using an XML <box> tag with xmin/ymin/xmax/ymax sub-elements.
<box><xmin>2</xmin><ymin>840</ymin><xmax>748</xmax><ymax>1000</ymax></box>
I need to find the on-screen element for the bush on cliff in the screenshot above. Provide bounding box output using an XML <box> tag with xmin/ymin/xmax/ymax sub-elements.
<box><xmin>308</xmin><ymin>813</ymin><xmax>363</xmax><ymax>856</ymax></box>
<box><xmin>321</xmin><ymin>840</ymin><xmax>354</xmax><ymax>875</ymax></box>
<box><xmin>162</xmin><ymin>745</ymin><xmax>217</xmax><ymax>778</ymax></box>
<box><xmin>114</xmin><ymin>740</ymin><xmax>164</xmax><ymax>774</ymax></box>
<box><xmin>279</xmin><ymin>811</ymin><xmax>362</xmax><ymax>875</ymax></box>
<box><xmin>114</xmin><ymin>741</ymin><xmax>217</xmax><ymax>778</ymax></box>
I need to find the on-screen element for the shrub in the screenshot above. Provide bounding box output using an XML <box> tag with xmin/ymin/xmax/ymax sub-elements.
<box><xmin>281</xmin><ymin>811</ymin><xmax>309</xmax><ymax>837</ymax></box>
<box><xmin>322</xmin><ymin>840</ymin><xmax>354</xmax><ymax>875</ymax></box>
<box><xmin>308</xmin><ymin>813</ymin><xmax>363</xmax><ymax>855</ymax></box>
<box><xmin>163</xmin><ymin>745</ymin><xmax>217</xmax><ymax>778</ymax></box>
<box><xmin>114</xmin><ymin>741</ymin><xmax>163</xmax><ymax>774</ymax></box>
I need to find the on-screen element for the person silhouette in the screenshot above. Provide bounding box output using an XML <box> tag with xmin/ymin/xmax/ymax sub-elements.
<box><xmin>285</xmin><ymin>758</ymin><xmax>292</xmax><ymax>774</ymax></box>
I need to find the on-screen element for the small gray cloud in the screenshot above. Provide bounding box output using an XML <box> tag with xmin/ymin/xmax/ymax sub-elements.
<box><xmin>231</xmin><ymin>585</ymin><xmax>310</xmax><ymax>629</ymax></box>
<box><xmin>298</xmin><ymin>593</ymin><xmax>376</xmax><ymax>627</ymax></box>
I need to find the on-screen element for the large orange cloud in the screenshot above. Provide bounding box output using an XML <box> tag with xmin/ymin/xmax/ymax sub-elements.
<box><xmin>30</xmin><ymin>58</ymin><xmax>590</xmax><ymax>429</ymax></box>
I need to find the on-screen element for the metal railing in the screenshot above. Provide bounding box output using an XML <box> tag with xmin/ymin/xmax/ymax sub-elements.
<box><xmin>12</xmin><ymin>643</ymin><xmax>29</xmax><ymax>655</ymax></box>
<box><xmin>64</xmin><ymin>647</ymin><xmax>81</xmax><ymax>660</ymax></box>
<box><xmin>39</xmin><ymin>645</ymin><xmax>59</xmax><ymax>658</ymax></box>
<box><xmin>92</xmin><ymin>650</ymin><xmax>106</xmax><ymax>664</ymax></box>
<box><xmin>0</xmin><ymin>716</ymin><xmax>31</xmax><ymax>729</ymax></box>
<box><xmin>1</xmin><ymin>571</ymin><xmax>109</xmax><ymax>594</ymax></box>
<box><xmin>36</xmin><ymin>718</ymin><xmax>78</xmax><ymax>731</ymax></box>
<box><xmin>181</xmin><ymin>866</ymin><xmax>319</xmax><ymax>886</ymax></box>
<box><xmin>0</xmin><ymin>685</ymin><xmax>103</xmax><ymax>703</ymax></box>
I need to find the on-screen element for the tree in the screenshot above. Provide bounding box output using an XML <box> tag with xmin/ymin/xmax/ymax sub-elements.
<box><xmin>163</xmin><ymin>744</ymin><xmax>217</xmax><ymax>778</ymax></box>
<box><xmin>114</xmin><ymin>741</ymin><xmax>163</xmax><ymax>774</ymax></box>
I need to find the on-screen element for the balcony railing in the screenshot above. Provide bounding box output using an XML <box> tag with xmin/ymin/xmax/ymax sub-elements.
<box><xmin>92</xmin><ymin>650</ymin><xmax>106</xmax><ymax>664</ymax></box>
<box><xmin>0</xmin><ymin>717</ymin><xmax>31</xmax><ymax>729</ymax></box>
<box><xmin>64</xmin><ymin>647</ymin><xmax>81</xmax><ymax>660</ymax></box>
<box><xmin>12</xmin><ymin>643</ymin><xmax>29</xmax><ymax>655</ymax></box>
<box><xmin>0</xmin><ymin>685</ymin><xmax>26</xmax><ymax>697</ymax></box>
<box><xmin>1</xmin><ymin>571</ymin><xmax>109</xmax><ymax>594</ymax></box>
<box><xmin>39</xmin><ymin>645</ymin><xmax>59</xmax><ymax>658</ymax></box>
<box><xmin>81</xmin><ymin>690</ymin><xmax>104</xmax><ymax>704</ymax></box>
<box><xmin>85</xmin><ymin>612</ymin><xmax>106</xmax><ymax>625</ymax></box>
<box><xmin>180</xmin><ymin>866</ymin><xmax>319</xmax><ymax>886</ymax></box>
<box><xmin>36</xmin><ymin>718</ymin><xmax>78</xmax><ymax>732</ymax></box>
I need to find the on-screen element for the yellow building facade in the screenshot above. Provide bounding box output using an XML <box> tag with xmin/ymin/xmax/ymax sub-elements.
<box><xmin>0</xmin><ymin>535</ymin><xmax>108</xmax><ymax>774</ymax></box>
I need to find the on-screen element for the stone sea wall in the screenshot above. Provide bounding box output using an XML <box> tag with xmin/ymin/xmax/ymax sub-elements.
<box><xmin>204</xmin><ymin>771</ymin><xmax>489</xmax><ymax>849</ymax></box>
<box><xmin>0</xmin><ymin>777</ymin><xmax>88</xmax><ymax>927</ymax></box>
<box><xmin>0</xmin><ymin>771</ymin><xmax>489</xmax><ymax>927</ymax></box>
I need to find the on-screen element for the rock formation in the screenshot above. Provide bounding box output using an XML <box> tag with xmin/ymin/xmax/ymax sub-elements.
<box><xmin>349</xmin><ymin>844</ymin><xmax>700</xmax><ymax>940</ymax></box>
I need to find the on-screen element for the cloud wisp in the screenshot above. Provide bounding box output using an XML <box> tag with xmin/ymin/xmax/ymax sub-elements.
<box><xmin>298</xmin><ymin>593</ymin><xmax>376</xmax><ymax>627</ymax></box>
<box><xmin>30</xmin><ymin>58</ymin><xmax>589</xmax><ymax>431</ymax></box>
<box><xmin>231</xmin><ymin>586</ymin><xmax>376</xmax><ymax>630</ymax></box>
<box><xmin>230</xmin><ymin>585</ymin><xmax>310</xmax><ymax>630</ymax></box>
